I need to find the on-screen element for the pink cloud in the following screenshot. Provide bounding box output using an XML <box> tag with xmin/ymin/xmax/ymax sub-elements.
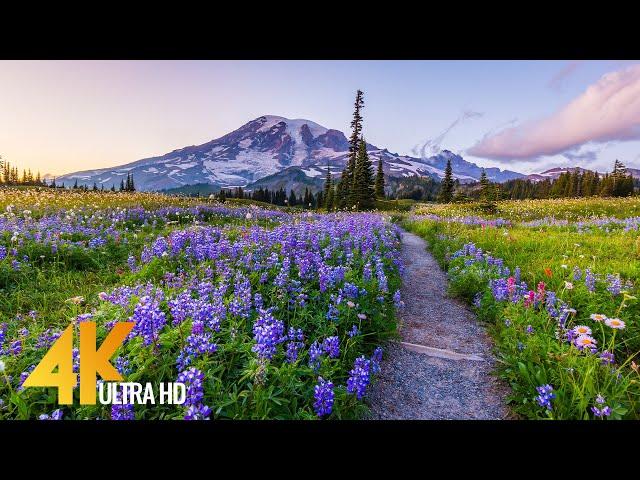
<box><xmin>468</xmin><ymin>64</ymin><xmax>640</xmax><ymax>161</ymax></box>
<box><xmin>547</xmin><ymin>61</ymin><xmax>582</xmax><ymax>91</ymax></box>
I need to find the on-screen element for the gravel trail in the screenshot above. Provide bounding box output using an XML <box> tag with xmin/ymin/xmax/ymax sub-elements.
<box><xmin>367</xmin><ymin>229</ymin><xmax>510</xmax><ymax>420</ymax></box>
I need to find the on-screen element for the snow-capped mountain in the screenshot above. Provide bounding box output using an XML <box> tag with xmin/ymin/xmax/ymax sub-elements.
<box><xmin>55</xmin><ymin>115</ymin><xmax>524</xmax><ymax>191</ymax></box>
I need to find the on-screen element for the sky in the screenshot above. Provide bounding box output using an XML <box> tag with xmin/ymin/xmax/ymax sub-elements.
<box><xmin>1</xmin><ymin>60</ymin><xmax>640</xmax><ymax>176</ymax></box>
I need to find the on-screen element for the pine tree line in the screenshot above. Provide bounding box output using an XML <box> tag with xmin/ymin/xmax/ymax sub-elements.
<box><xmin>217</xmin><ymin>186</ymin><xmax>321</xmax><ymax>209</ymax></box>
<box><xmin>322</xmin><ymin>90</ymin><xmax>385</xmax><ymax>211</ymax></box>
<box><xmin>437</xmin><ymin>160</ymin><xmax>638</xmax><ymax>203</ymax></box>
<box><xmin>498</xmin><ymin>161</ymin><xmax>636</xmax><ymax>200</ymax></box>
<box><xmin>0</xmin><ymin>157</ymin><xmax>46</xmax><ymax>186</ymax></box>
<box><xmin>48</xmin><ymin>173</ymin><xmax>136</xmax><ymax>193</ymax></box>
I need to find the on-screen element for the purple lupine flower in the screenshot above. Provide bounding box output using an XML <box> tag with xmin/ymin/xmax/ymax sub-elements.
<box><xmin>253</xmin><ymin>293</ymin><xmax>264</xmax><ymax>310</ymax></box>
<box><xmin>191</xmin><ymin>320</ymin><xmax>204</xmax><ymax>335</ymax></box>
<box><xmin>111</xmin><ymin>386</ymin><xmax>135</xmax><ymax>420</ymax></box>
<box><xmin>347</xmin><ymin>325</ymin><xmax>360</xmax><ymax>337</ymax></box>
<box><xmin>0</xmin><ymin>323</ymin><xmax>6</xmax><ymax>352</ymax></box>
<box><xmin>127</xmin><ymin>254</ymin><xmax>138</xmax><ymax>272</ymax></box>
<box><xmin>591</xmin><ymin>395</ymin><xmax>612</xmax><ymax>418</ymax></box>
<box><xmin>39</xmin><ymin>409</ymin><xmax>64</xmax><ymax>420</ymax></box>
<box><xmin>129</xmin><ymin>294</ymin><xmax>167</xmax><ymax>346</ymax></box>
<box><xmin>326</xmin><ymin>303</ymin><xmax>339</xmax><ymax>321</ymax></box>
<box><xmin>313</xmin><ymin>377</ymin><xmax>334</xmax><ymax>417</ymax></box>
<box><xmin>251</xmin><ymin>308</ymin><xmax>285</xmax><ymax>360</ymax></box>
<box><xmin>285</xmin><ymin>327</ymin><xmax>304</xmax><ymax>363</ymax></box>
<box><xmin>322</xmin><ymin>336</ymin><xmax>340</xmax><ymax>359</ymax></box>
<box><xmin>584</xmin><ymin>268</ymin><xmax>596</xmax><ymax>292</ymax></box>
<box><xmin>363</xmin><ymin>262</ymin><xmax>372</xmax><ymax>281</ymax></box>
<box><xmin>526</xmin><ymin>325</ymin><xmax>534</xmax><ymax>335</ymax></box>
<box><xmin>393</xmin><ymin>290</ymin><xmax>404</xmax><ymax>309</ymax></box>
<box><xmin>591</xmin><ymin>405</ymin><xmax>612</xmax><ymax>418</ymax></box>
<box><xmin>606</xmin><ymin>274</ymin><xmax>622</xmax><ymax>296</ymax></box>
<box><xmin>371</xmin><ymin>346</ymin><xmax>383</xmax><ymax>375</ymax></box>
<box><xmin>115</xmin><ymin>357</ymin><xmax>131</xmax><ymax>376</ymax></box>
<box><xmin>347</xmin><ymin>356</ymin><xmax>371</xmax><ymax>400</ymax></box>
<box><xmin>536</xmin><ymin>384</ymin><xmax>555</xmax><ymax>411</ymax></box>
<box><xmin>572</xmin><ymin>266</ymin><xmax>582</xmax><ymax>282</ymax></box>
<box><xmin>490</xmin><ymin>278</ymin><xmax>509</xmax><ymax>302</ymax></box>
<box><xmin>76</xmin><ymin>313</ymin><xmax>93</xmax><ymax>323</ymax></box>
<box><xmin>17</xmin><ymin>366</ymin><xmax>35</xmax><ymax>391</ymax></box>
<box><xmin>35</xmin><ymin>328</ymin><xmax>61</xmax><ymax>350</ymax></box>
<box><xmin>177</xmin><ymin>367</ymin><xmax>205</xmax><ymax>407</ymax></box>
<box><xmin>376</xmin><ymin>260</ymin><xmax>388</xmax><ymax>293</ymax></box>
<box><xmin>342</xmin><ymin>282</ymin><xmax>360</xmax><ymax>299</ymax></box>
<box><xmin>599</xmin><ymin>351</ymin><xmax>615</xmax><ymax>365</ymax></box>
<box><xmin>184</xmin><ymin>404</ymin><xmax>212</xmax><ymax>420</ymax></box>
<box><xmin>9</xmin><ymin>340</ymin><xmax>22</xmax><ymax>356</ymax></box>
<box><xmin>308</xmin><ymin>341</ymin><xmax>323</xmax><ymax>371</ymax></box>
<box><xmin>176</xmin><ymin>333</ymin><xmax>218</xmax><ymax>370</ymax></box>
<box><xmin>228</xmin><ymin>273</ymin><xmax>252</xmax><ymax>318</ymax></box>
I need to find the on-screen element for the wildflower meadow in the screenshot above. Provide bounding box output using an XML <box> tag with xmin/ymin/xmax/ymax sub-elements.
<box><xmin>406</xmin><ymin>197</ymin><xmax>640</xmax><ymax>419</ymax></box>
<box><xmin>0</xmin><ymin>188</ymin><xmax>402</xmax><ymax>420</ymax></box>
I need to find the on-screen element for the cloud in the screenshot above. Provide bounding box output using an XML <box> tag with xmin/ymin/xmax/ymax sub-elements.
<box><xmin>561</xmin><ymin>142</ymin><xmax>611</xmax><ymax>164</ymax></box>
<box><xmin>468</xmin><ymin>64</ymin><xmax>640</xmax><ymax>162</ymax></box>
<box><xmin>548</xmin><ymin>61</ymin><xmax>582</xmax><ymax>92</ymax></box>
<box><xmin>562</xmin><ymin>149</ymin><xmax>598</xmax><ymax>162</ymax></box>
<box><xmin>412</xmin><ymin>110</ymin><xmax>483</xmax><ymax>159</ymax></box>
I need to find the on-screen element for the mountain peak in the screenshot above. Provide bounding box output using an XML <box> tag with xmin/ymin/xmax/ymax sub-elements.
<box><xmin>254</xmin><ymin>115</ymin><xmax>329</xmax><ymax>136</ymax></box>
<box><xmin>55</xmin><ymin>115</ymin><xmax>525</xmax><ymax>191</ymax></box>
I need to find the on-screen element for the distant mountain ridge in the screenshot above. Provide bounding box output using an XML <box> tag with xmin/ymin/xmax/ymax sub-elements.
<box><xmin>525</xmin><ymin>166</ymin><xmax>640</xmax><ymax>181</ymax></box>
<box><xmin>54</xmin><ymin>115</ymin><xmax>525</xmax><ymax>191</ymax></box>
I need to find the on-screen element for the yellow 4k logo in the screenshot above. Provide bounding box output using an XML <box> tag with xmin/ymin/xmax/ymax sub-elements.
<box><xmin>23</xmin><ymin>322</ymin><xmax>134</xmax><ymax>405</ymax></box>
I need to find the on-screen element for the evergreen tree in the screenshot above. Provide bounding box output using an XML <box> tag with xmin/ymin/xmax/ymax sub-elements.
<box><xmin>478</xmin><ymin>168</ymin><xmax>497</xmax><ymax>212</ymax></box>
<box><xmin>288</xmin><ymin>190</ymin><xmax>298</xmax><ymax>206</ymax></box>
<box><xmin>73</xmin><ymin>179</ymin><xmax>79</xmax><ymax>189</ymax></box>
<box><xmin>438</xmin><ymin>158</ymin><xmax>454</xmax><ymax>203</ymax></box>
<box><xmin>479</xmin><ymin>169</ymin><xmax>489</xmax><ymax>200</ymax></box>
<box><xmin>326</xmin><ymin>183</ymin><xmax>335</xmax><ymax>211</ymax></box>
<box><xmin>343</xmin><ymin>89</ymin><xmax>365</xmax><ymax>208</ymax></box>
<box><xmin>335</xmin><ymin>173</ymin><xmax>347</xmax><ymax>209</ymax></box>
<box><xmin>323</xmin><ymin>163</ymin><xmax>333</xmax><ymax>210</ymax></box>
<box><xmin>352</xmin><ymin>138</ymin><xmax>375</xmax><ymax>210</ymax></box>
<box><xmin>375</xmin><ymin>157</ymin><xmax>385</xmax><ymax>198</ymax></box>
<box><xmin>303</xmin><ymin>187</ymin><xmax>311</xmax><ymax>208</ymax></box>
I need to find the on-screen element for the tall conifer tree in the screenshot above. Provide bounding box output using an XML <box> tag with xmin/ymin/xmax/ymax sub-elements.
<box><xmin>353</xmin><ymin>138</ymin><xmax>375</xmax><ymax>210</ymax></box>
<box><xmin>375</xmin><ymin>157</ymin><xmax>385</xmax><ymax>198</ymax></box>
<box><xmin>438</xmin><ymin>158</ymin><xmax>454</xmax><ymax>203</ymax></box>
<box><xmin>342</xmin><ymin>89</ymin><xmax>365</xmax><ymax>208</ymax></box>
<box><xmin>323</xmin><ymin>163</ymin><xmax>333</xmax><ymax>210</ymax></box>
